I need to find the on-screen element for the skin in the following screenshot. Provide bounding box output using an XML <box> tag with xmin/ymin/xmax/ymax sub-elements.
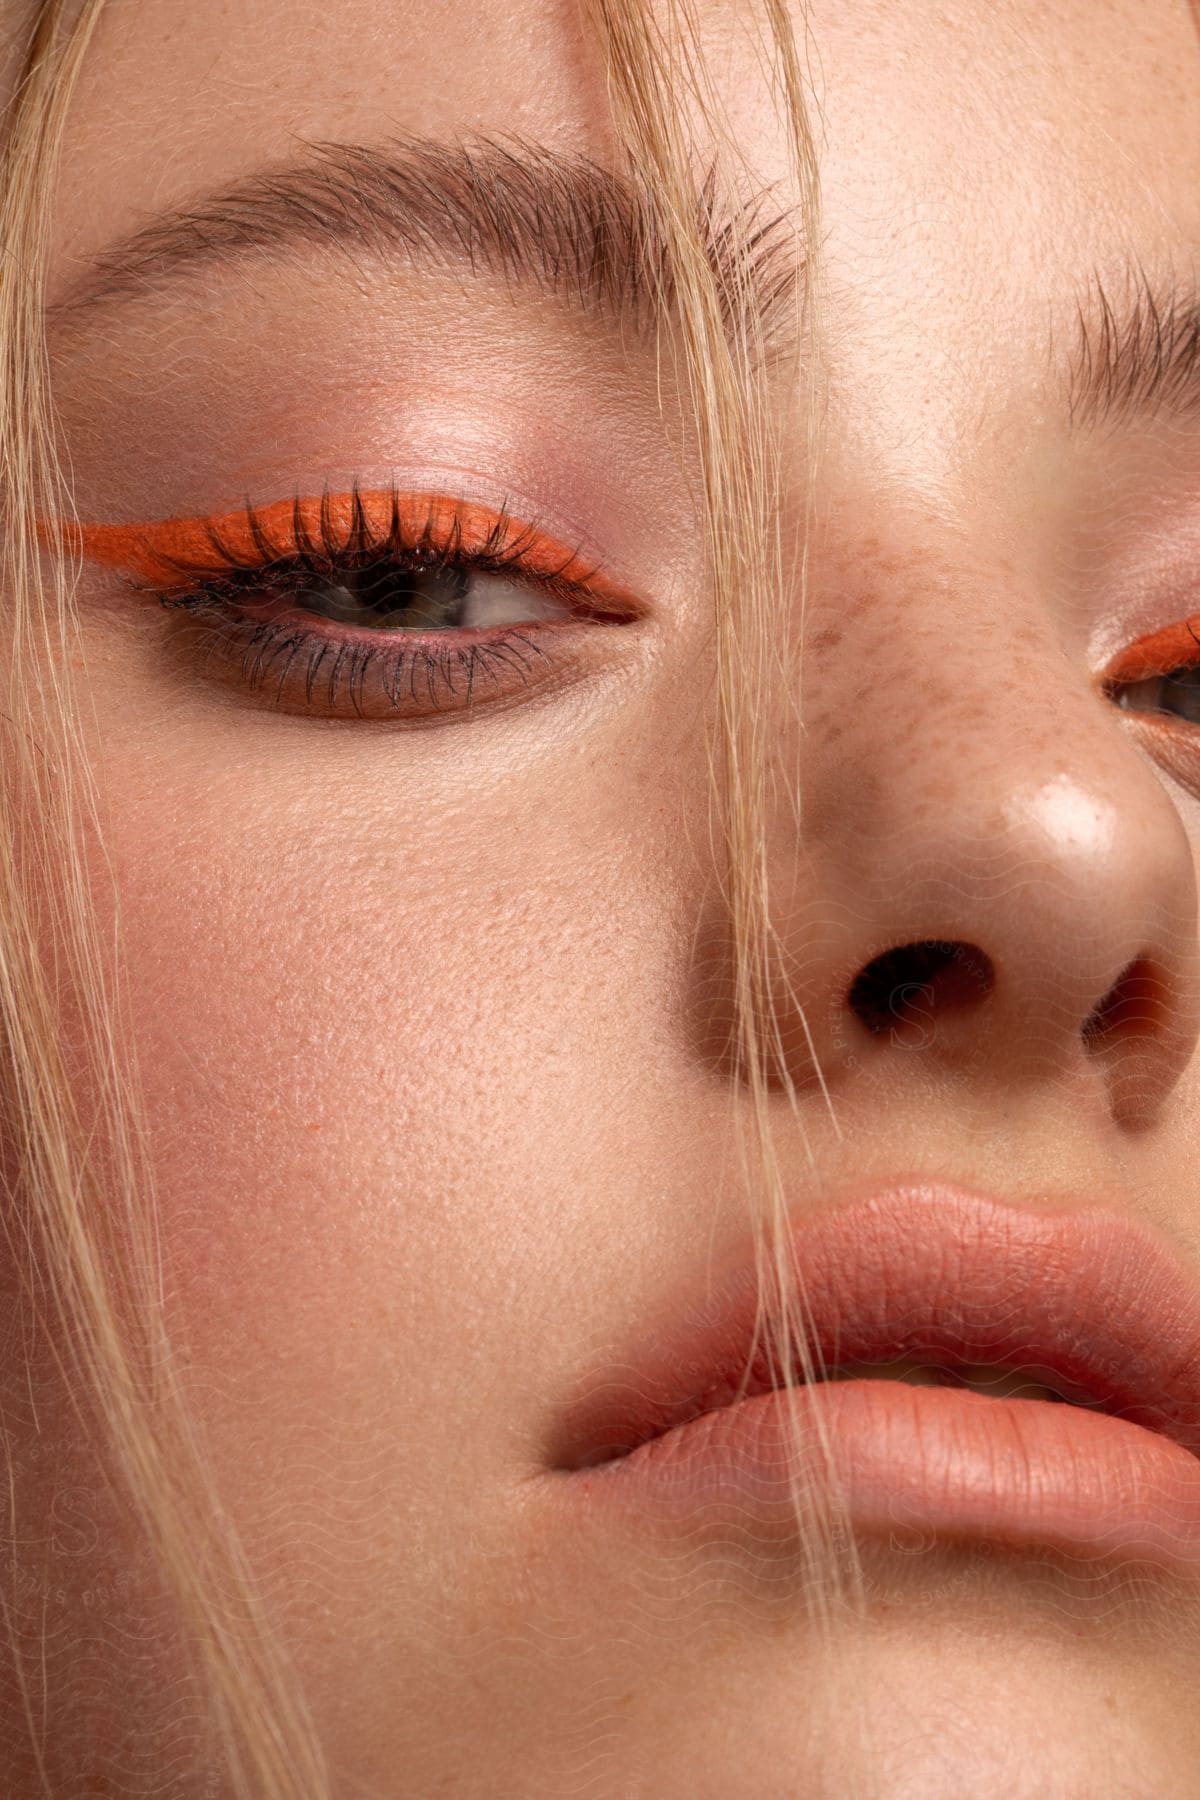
<box><xmin>6</xmin><ymin>0</ymin><xmax>1200</xmax><ymax>1792</ymax></box>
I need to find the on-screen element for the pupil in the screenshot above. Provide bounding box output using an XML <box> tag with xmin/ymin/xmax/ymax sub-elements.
<box><xmin>302</xmin><ymin>562</ymin><xmax>471</xmax><ymax>630</ymax></box>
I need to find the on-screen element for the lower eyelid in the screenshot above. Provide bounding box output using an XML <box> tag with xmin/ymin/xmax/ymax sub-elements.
<box><xmin>161</xmin><ymin>595</ymin><xmax>611</xmax><ymax>723</ymax></box>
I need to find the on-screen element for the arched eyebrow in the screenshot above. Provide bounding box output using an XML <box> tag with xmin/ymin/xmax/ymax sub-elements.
<box><xmin>47</xmin><ymin>134</ymin><xmax>803</xmax><ymax>352</ymax></box>
<box><xmin>1066</xmin><ymin>264</ymin><xmax>1200</xmax><ymax>434</ymax></box>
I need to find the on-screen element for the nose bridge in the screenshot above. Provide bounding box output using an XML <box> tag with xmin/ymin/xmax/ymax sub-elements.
<box><xmin>755</xmin><ymin>539</ymin><xmax>1200</xmax><ymax>1122</ymax></box>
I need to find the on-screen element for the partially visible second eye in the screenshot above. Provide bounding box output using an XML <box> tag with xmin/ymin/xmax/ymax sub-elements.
<box><xmin>288</xmin><ymin>562</ymin><xmax>574</xmax><ymax>633</ymax></box>
<box><xmin>1111</xmin><ymin>667</ymin><xmax>1200</xmax><ymax>727</ymax></box>
<box><xmin>1104</xmin><ymin>613</ymin><xmax>1200</xmax><ymax>730</ymax></box>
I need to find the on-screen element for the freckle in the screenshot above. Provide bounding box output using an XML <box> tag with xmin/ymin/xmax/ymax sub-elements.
<box><xmin>810</xmin><ymin>626</ymin><xmax>843</xmax><ymax>652</ymax></box>
<box><xmin>843</xmin><ymin>588</ymin><xmax>881</xmax><ymax>623</ymax></box>
<box><xmin>305</xmin><ymin>1121</ymin><xmax>321</xmax><ymax>1132</ymax></box>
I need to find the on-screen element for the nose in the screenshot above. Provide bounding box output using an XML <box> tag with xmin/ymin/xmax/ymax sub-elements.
<box><xmin>709</xmin><ymin>549</ymin><xmax>1200</xmax><ymax>1127</ymax></box>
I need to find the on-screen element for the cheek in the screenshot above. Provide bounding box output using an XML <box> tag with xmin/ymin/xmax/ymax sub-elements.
<box><xmin>90</xmin><ymin>725</ymin><xmax>689</xmax><ymax>1438</ymax></box>
<box><xmin>111</xmin><ymin>794</ymin><xmax>559</xmax><ymax>1311</ymax></box>
<box><xmin>55</xmin><ymin>719</ymin><xmax>722</xmax><ymax>1784</ymax></box>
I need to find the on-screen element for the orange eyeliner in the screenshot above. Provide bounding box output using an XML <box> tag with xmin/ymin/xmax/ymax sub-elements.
<box><xmin>49</xmin><ymin>491</ymin><xmax>642</xmax><ymax>614</ymax></box>
<box><xmin>1104</xmin><ymin>614</ymin><xmax>1200</xmax><ymax>685</ymax></box>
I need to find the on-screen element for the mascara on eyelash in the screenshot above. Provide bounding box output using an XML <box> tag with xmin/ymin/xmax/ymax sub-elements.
<box><xmin>47</xmin><ymin>486</ymin><xmax>645</xmax><ymax>617</ymax></box>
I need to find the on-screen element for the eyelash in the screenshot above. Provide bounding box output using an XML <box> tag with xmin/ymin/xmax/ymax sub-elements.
<box><xmin>125</xmin><ymin>487</ymin><xmax>632</xmax><ymax>720</ymax></box>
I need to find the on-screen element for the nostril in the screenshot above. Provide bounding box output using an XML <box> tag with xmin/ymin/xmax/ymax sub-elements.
<box><xmin>847</xmin><ymin>940</ymin><xmax>996</xmax><ymax>1038</ymax></box>
<box><xmin>1082</xmin><ymin>957</ymin><xmax>1172</xmax><ymax>1053</ymax></box>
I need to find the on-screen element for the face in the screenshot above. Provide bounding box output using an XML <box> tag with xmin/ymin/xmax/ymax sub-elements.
<box><xmin>14</xmin><ymin>0</ymin><xmax>1200</xmax><ymax>1792</ymax></box>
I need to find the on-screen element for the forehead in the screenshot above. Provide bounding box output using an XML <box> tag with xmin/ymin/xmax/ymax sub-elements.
<box><xmin>49</xmin><ymin>0</ymin><xmax>1198</xmax><ymax>243</ymax></box>
<box><xmin>41</xmin><ymin>0</ymin><xmax>1200</xmax><ymax>485</ymax></box>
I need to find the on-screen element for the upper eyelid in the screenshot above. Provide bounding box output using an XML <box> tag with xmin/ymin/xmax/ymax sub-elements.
<box><xmin>44</xmin><ymin>490</ymin><xmax>648</xmax><ymax>617</ymax></box>
<box><xmin>1104</xmin><ymin>614</ymin><xmax>1200</xmax><ymax>684</ymax></box>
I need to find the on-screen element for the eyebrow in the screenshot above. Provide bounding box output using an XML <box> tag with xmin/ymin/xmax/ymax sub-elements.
<box><xmin>52</xmin><ymin>142</ymin><xmax>1195</xmax><ymax>442</ymax></box>
<box><xmin>47</xmin><ymin>134</ymin><xmax>801</xmax><ymax>349</ymax></box>
<box><xmin>1066</xmin><ymin>265</ymin><xmax>1200</xmax><ymax>434</ymax></box>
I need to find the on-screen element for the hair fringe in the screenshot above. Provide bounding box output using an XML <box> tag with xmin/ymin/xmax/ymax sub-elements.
<box><xmin>578</xmin><ymin>0</ymin><xmax>855</xmax><ymax>1569</ymax></box>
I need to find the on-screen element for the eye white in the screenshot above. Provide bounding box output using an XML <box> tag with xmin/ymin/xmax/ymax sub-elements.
<box><xmin>458</xmin><ymin>573</ymin><xmax>574</xmax><ymax>629</ymax></box>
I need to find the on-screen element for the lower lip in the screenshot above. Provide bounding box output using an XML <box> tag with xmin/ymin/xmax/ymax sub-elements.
<box><xmin>568</xmin><ymin>1380</ymin><xmax>1200</xmax><ymax>1566</ymax></box>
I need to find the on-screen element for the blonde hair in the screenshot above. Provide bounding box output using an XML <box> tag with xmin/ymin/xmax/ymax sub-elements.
<box><xmin>0</xmin><ymin>0</ymin><xmax>850</xmax><ymax>1791</ymax></box>
<box><xmin>585</xmin><ymin>26</ymin><xmax>881</xmax><ymax>1795</ymax></box>
<box><xmin>581</xmin><ymin>0</ymin><xmax>859</xmax><ymax>1586</ymax></box>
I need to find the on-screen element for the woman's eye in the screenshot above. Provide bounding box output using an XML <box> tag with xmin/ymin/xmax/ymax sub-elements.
<box><xmin>59</xmin><ymin>489</ymin><xmax>647</xmax><ymax>724</ymax></box>
<box><xmin>1111</xmin><ymin>667</ymin><xmax>1200</xmax><ymax>727</ymax></box>
<box><xmin>287</xmin><ymin>562</ymin><xmax>575</xmax><ymax>633</ymax></box>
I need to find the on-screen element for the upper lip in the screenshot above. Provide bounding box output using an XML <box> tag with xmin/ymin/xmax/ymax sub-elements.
<box><xmin>553</xmin><ymin>1184</ymin><xmax>1200</xmax><ymax>1471</ymax></box>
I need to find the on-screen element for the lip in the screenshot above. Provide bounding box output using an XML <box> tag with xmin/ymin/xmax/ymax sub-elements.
<box><xmin>551</xmin><ymin>1186</ymin><xmax>1200</xmax><ymax>1566</ymax></box>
